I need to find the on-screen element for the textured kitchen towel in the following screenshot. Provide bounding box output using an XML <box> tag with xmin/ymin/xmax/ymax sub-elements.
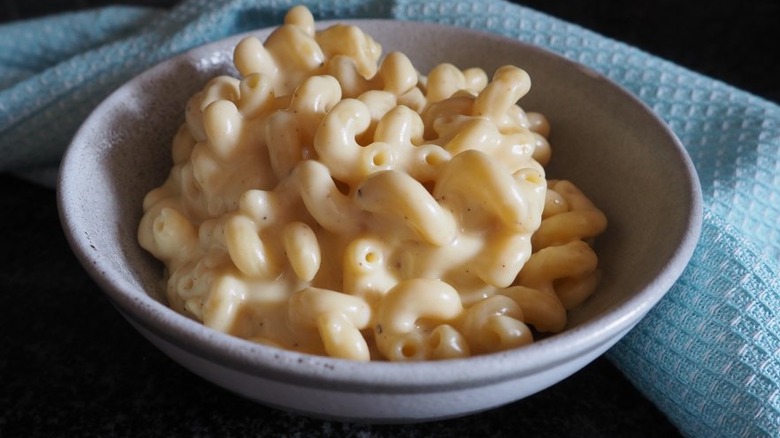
<box><xmin>1</xmin><ymin>1</ymin><xmax>778</xmax><ymax>436</ymax></box>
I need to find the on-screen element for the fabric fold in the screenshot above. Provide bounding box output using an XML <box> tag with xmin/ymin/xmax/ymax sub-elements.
<box><xmin>609</xmin><ymin>208</ymin><xmax>780</xmax><ymax>437</ymax></box>
<box><xmin>0</xmin><ymin>7</ymin><xmax>163</xmax><ymax>88</ymax></box>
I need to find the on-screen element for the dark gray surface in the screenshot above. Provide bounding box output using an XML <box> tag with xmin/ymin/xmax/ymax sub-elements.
<box><xmin>2</xmin><ymin>1</ymin><xmax>777</xmax><ymax>436</ymax></box>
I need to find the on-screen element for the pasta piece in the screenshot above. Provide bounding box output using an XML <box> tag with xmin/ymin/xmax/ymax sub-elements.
<box><xmin>373</xmin><ymin>279</ymin><xmax>466</xmax><ymax>361</ymax></box>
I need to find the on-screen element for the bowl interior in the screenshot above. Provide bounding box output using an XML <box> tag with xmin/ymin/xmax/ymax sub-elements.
<box><xmin>58</xmin><ymin>20</ymin><xmax>701</xmax><ymax>385</ymax></box>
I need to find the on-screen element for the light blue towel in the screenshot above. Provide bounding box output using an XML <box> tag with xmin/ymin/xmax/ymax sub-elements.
<box><xmin>1</xmin><ymin>1</ymin><xmax>778</xmax><ymax>436</ymax></box>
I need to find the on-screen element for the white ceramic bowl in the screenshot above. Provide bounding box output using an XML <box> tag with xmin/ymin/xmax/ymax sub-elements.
<box><xmin>58</xmin><ymin>20</ymin><xmax>702</xmax><ymax>422</ymax></box>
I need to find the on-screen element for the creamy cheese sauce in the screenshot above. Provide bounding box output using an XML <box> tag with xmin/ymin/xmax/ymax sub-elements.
<box><xmin>138</xmin><ymin>5</ymin><xmax>607</xmax><ymax>361</ymax></box>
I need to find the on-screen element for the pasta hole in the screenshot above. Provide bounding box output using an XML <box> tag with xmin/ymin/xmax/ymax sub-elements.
<box><xmin>245</xmin><ymin>74</ymin><xmax>261</xmax><ymax>89</ymax></box>
<box><xmin>371</xmin><ymin>151</ymin><xmax>390</xmax><ymax>167</ymax></box>
<box><xmin>521</xmin><ymin>170</ymin><xmax>543</xmax><ymax>184</ymax></box>
<box><xmin>364</xmin><ymin>251</ymin><xmax>379</xmax><ymax>264</ymax></box>
<box><xmin>400</xmin><ymin>342</ymin><xmax>418</xmax><ymax>358</ymax></box>
<box><xmin>424</xmin><ymin>151</ymin><xmax>445</xmax><ymax>166</ymax></box>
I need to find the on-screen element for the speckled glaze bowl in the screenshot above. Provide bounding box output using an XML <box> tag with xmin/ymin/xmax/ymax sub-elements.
<box><xmin>58</xmin><ymin>20</ymin><xmax>702</xmax><ymax>422</ymax></box>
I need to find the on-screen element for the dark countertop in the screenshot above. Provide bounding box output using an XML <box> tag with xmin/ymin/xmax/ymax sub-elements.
<box><xmin>1</xmin><ymin>1</ymin><xmax>777</xmax><ymax>437</ymax></box>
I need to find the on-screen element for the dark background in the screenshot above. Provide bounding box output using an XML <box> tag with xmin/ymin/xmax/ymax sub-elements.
<box><xmin>1</xmin><ymin>1</ymin><xmax>777</xmax><ymax>437</ymax></box>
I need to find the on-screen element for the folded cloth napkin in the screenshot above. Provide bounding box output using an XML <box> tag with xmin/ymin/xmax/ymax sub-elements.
<box><xmin>1</xmin><ymin>0</ymin><xmax>778</xmax><ymax>436</ymax></box>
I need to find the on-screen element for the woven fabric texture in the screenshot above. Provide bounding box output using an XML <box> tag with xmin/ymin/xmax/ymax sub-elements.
<box><xmin>1</xmin><ymin>1</ymin><xmax>778</xmax><ymax>436</ymax></box>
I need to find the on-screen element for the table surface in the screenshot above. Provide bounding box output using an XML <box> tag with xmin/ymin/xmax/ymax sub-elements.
<box><xmin>1</xmin><ymin>1</ymin><xmax>777</xmax><ymax>437</ymax></box>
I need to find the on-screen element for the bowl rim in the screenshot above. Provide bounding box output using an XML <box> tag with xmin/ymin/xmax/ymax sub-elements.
<box><xmin>57</xmin><ymin>18</ymin><xmax>703</xmax><ymax>392</ymax></box>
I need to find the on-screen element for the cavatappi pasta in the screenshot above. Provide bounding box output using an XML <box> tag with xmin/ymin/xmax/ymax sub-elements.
<box><xmin>138</xmin><ymin>5</ymin><xmax>607</xmax><ymax>361</ymax></box>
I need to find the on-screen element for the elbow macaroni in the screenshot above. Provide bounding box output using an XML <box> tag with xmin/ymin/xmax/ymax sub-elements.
<box><xmin>138</xmin><ymin>5</ymin><xmax>607</xmax><ymax>361</ymax></box>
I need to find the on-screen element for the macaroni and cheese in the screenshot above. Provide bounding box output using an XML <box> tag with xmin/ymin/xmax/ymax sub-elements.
<box><xmin>138</xmin><ymin>5</ymin><xmax>607</xmax><ymax>361</ymax></box>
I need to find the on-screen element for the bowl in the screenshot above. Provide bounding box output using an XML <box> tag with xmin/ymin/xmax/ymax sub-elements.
<box><xmin>57</xmin><ymin>19</ymin><xmax>702</xmax><ymax>422</ymax></box>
